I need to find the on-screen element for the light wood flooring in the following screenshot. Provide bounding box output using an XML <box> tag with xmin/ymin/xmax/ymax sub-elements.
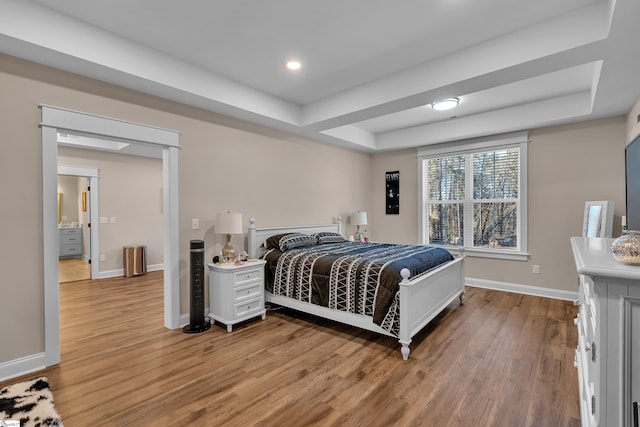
<box><xmin>59</xmin><ymin>258</ymin><xmax>90</xmax><ymax>283</ymax></box>
<box><xmin>2</xmin><ymin>271</ymin><xmax>581</xmax><ymax>426</ymax></box>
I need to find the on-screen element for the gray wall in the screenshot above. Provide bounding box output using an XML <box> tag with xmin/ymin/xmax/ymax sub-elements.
<box><xmin>0</xmin><ymin>50</ymin><xmax>633</xmax><ymax>372</ymax></box>
<box><xmin>370</xmin><ymin>117</ymin><xmax>627</xmax><ymax>292</ymax></box>
<box><xmin>0</xmin><ymin>53</ymin><xmax>371</xmax><ymax>365</ymax></box>
<box><xmin>58</xmin><ymin>148</ymin><xmax>164</xmax><ymax>271</ymax></box>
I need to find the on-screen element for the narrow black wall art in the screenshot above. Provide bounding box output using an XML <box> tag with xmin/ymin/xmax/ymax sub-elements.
<box><xmin>385</xmin><ymin>171</ymin><xmax>400</xmax><ymax>214</ymax></box>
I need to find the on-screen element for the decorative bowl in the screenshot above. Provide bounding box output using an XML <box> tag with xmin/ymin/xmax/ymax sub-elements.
<box><xmin>611</xmin><ymin>230</ymin><xmax>640</xmax><ymax>265</ymax></box>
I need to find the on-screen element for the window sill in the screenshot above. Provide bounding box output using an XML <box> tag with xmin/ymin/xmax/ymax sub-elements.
<box><xmin>444</xmin><ymin>247</ymin><xmax>529</xmax><ymax>261</ymax></box>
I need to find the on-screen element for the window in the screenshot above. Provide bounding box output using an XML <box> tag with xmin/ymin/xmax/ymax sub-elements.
<box><xmin>418</xmin><ymin>131</ymin><xmax>528</xmax><ymax>260</ymax></box>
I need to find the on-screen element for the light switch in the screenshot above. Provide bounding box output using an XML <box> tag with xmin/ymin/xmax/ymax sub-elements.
<box><xmin>192</xmin><ymin>218</ymin><xmax>199</xmax><ymax>230</ymax></box>
<box><xmin>100</xmin><ymin>217</ymin><xmax>108</xmax><ymax>224</ymax></box>
<box><xmin>110</xmin><ymin>217</ymin><xmax>116</xmax><ymax>224</ymax></box>
<box><xmin>99</xmin><ymin>254</ymin><xmax>106</xmax><ymax>262</ymax></box>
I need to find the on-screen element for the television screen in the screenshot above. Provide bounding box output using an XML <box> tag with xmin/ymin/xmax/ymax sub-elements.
<box><xmin>626</xmin><ymin>135</ymin><xmax>640</xmax><ymax>230</ymax></box>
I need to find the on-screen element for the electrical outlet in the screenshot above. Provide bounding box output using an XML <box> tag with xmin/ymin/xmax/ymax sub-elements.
<box><xmin>533</xmin><ymin>264</ymin><xmax>540</xmax><ymax>274</ymax></box>
<box><xmin>110</xmin><ymin>217</ymin><xmax>116</xmax><ymax>224</ymax></box>
<box><xmin>99</xmin><ymin>254</ymin><xmax>106</xmax><ymax>262</ymax></box>
<box><xmin>192</xmin><ymin>218</ymin><xmax>199</xmax><ymax>230</ymax></box>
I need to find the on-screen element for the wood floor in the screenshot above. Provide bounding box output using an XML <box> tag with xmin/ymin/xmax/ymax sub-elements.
<box><xmin>59</xmin><ymin>258</ymin><xmax>90</xmax><ymax>283</ymax></box>
<box><xmin>2</xmin><ymin>272</ymin><xmax>581</xmax><ymax>426</ymax></box>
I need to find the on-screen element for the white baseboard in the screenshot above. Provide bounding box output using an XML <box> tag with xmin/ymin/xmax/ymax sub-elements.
<box><xmin>466</xmin><ymin>277</ymin><xmax>578</xmax><ymax>301</ymax></box>
<box><xmin>180</xmin><ymin>313</ymin><xmax>190</xmax><ymax>328</ymax></box>
<box><xmin>97</xmin><ymin>263</ymin><xmax>164</xmax><ymax>279</ymax></box>
<box><xmin>0</xmin><ymin>353</ymin><xmax>46</xmax><ymax>382</ymax></box>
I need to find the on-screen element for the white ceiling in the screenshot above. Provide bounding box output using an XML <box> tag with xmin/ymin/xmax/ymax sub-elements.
<box><xmin>1</xmin><ymin>0</ymin><xmax>639</xmax><ymax>151</ymax></box>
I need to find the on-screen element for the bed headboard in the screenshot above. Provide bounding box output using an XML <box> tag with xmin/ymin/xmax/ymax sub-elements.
<box><xmin>247</xmin><ymin>217</ymin><xmax>342</xmax><ymax>258</ymax></box>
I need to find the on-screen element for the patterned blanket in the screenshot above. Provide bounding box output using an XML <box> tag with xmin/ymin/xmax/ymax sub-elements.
<box><xmin>263</xmin><ymin>242</ymin><xmax>453</xmax><ymax>336</ymax></box>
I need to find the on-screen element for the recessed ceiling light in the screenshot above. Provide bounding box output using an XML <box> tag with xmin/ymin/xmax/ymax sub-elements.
<box><xmin>286</xmin><ymin>60</ymin><xmax>301</xmax><ymax>71</ymax></box>
<box><xmin>431</xmin><ymin>98</ymin><xmax>460</xmax><ymax>111</ymax></box>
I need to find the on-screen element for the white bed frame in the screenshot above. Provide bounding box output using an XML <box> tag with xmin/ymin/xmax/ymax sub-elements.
<box><xmin>247</xmin><ymin>218</ymin><xmax>466</xmax><ymax>360</ymax></box>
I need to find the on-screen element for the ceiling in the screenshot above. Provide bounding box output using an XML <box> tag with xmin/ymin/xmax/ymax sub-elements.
<box><xmin>1</xmin><ymin>0</ymin><xmax>639</xmax><ymax>152</ymax></box>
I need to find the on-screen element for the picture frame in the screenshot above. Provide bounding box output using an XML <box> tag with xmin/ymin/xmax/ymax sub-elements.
<box><xmin>385</xmin><ymin>171</ymin><xmax>399</xmax><ymax>214</ymax></box>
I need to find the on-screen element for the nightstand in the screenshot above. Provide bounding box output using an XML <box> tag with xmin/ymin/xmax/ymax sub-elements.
<box><xmin>208</xmin><ymin>260</ymin><xmax>267</xmax><ymax>332</ymax></box>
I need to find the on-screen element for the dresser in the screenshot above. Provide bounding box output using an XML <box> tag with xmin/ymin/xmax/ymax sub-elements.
<box><xmin>571</xmin><ymin>237</ymin><xmax>640</xmax><ymax>427</ymax></box>
<box><xmin>208</xmin><ymin>260</ymin><xmax>267</xmax><ymax>332</ymax></box>
<box><xmin>58</xmin><ymin>226</ymin><xmax>83</xmax><ymax>258</ymax></box>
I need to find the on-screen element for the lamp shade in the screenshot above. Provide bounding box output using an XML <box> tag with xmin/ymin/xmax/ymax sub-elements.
<box><xmin>216</xmin><ymin>212</ymin><xmax>243</xmax><ymax>234</ymax></box>
<box><xmin>351</xmin><ymin>211</ymin><xmax>368</xmax><ymax>226</ymax></box>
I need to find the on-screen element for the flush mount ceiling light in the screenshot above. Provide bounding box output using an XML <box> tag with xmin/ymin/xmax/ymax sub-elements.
<box><xmin>431</xmin><ymin>97</ymin><xmax>460</xmax><ymax>111</ymax></box>
<box><xmin>286</xmin><ymin>60</ymin><xmax>302</xmax><ymax>71</ymax></box>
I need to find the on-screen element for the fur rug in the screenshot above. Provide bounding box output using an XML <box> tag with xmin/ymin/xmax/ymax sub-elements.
<box><xmin>0</xmin><ymin>377</ymin><xmax>63</xmax><ymax>426</ymax></box>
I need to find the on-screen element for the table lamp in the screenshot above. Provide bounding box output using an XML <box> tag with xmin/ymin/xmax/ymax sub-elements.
<box><xmin>216</xmin><ymin>212</ymin><xmax>243</xmax><ymax>259</ymax></box>
<box><xmin>351</xmin><ymin>211</ymin><xmax>368</xmax><ymax>242</ymax></box>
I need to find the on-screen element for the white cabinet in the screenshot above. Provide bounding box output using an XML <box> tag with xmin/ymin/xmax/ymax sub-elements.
<box><xmin>571</xmin><ymin>237</ymin><xmax>640</xmax><ymax>426</ymax></box>
<box><xmin>208</xmin><ymin>260</ymin><xmax>266</xmax><ymax>332</ymax></box>
<box><xmin>630</xmin><ymin>298</ymin><xmax>640</xmax><ymax>427</ymax></box>
<box><xmin>58</xmin><ymin>226</ymin><xmax>82</xmax><ymax>258</ymax></box>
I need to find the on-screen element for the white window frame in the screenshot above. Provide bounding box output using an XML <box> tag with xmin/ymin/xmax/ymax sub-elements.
<box><xmin>418</xmin><ymin>131</ymin><xmax>529</xmax><ymax>261</ymax></box>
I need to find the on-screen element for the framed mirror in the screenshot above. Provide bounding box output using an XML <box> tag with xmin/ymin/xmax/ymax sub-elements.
<box><xmin>583</xmin><ymin>200</ymin><xmax>614</xmax><ymax>238</ymax></box>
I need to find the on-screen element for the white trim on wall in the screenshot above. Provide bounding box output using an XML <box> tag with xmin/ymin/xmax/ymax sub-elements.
<box><xmin>98</xmin><ymin>263</ymin><xmax>164</xmax><ymax>279</ymax></box>
<box><xmin>0</xmin><ymin>353</ymin><xmax>46</xmax><ymax>383</ymax></box>
<box><xmin>466</xmin><ymin>277</ymin><xmax>578</xmax><ymax>301</ymax></box>
<box><xmin>40</xmin><ymin>105</ymin><xmax>181</xmax><ymax>370</ymax></box>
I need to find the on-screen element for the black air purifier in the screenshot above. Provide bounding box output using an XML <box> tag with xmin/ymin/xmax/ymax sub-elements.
<box><xmin>183</xmin><ymin>240</ymin><xmax>211</xmax><ymax>333</ymax></box>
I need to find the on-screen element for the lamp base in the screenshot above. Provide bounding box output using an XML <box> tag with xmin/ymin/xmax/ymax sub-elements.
<box><xmin>354</xmin><ymin>227</ymin><xmax>363</xmax><ymax>242</ymax></box>
<box><xmin>222</xmin><ymin>246</ymin><xmax>236</xmax><ymax>260</ymax></box>
<box><xmin>222</xmin><ymin>234</ymin><xmax>236</xmax><ymax>260</ymax></box>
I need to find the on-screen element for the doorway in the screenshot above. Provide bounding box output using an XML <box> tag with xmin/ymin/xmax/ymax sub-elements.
<box><xmin>41</xmin><ymin>105</ymin><xmax>181</xmax><ymax>368</ymax></box>
<box><xmin>57</xmin><ymin>169</ymin><xmax>99</xmax><ymax>283</ymax></box>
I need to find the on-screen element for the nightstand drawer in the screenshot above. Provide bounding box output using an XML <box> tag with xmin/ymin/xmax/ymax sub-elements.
<box><xmin>234</xmin><ymin>297</ymin><xmax>263</xmax><ymax>318</ymax></box>
<box><xmin>234</xmin><ymin>268</ymin><xmax>262</xmax><ymax>286</ymax></box>
<box><xmin>234</xmin><ymin>282</ymin><xmax>262</xmax><ymax>301</ymax></box>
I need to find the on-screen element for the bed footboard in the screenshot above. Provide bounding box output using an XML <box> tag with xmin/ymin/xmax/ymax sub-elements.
<box><xmin>397</xmin><ymin>256</ymin><xmax>465</xmax><ymax>360</ymax></box>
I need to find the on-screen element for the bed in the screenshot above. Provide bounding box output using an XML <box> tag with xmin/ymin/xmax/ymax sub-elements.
<box><xmin>247</xmin><ymin>218</ymin><xmax>465</xmax><ymax>360</ymax></box>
